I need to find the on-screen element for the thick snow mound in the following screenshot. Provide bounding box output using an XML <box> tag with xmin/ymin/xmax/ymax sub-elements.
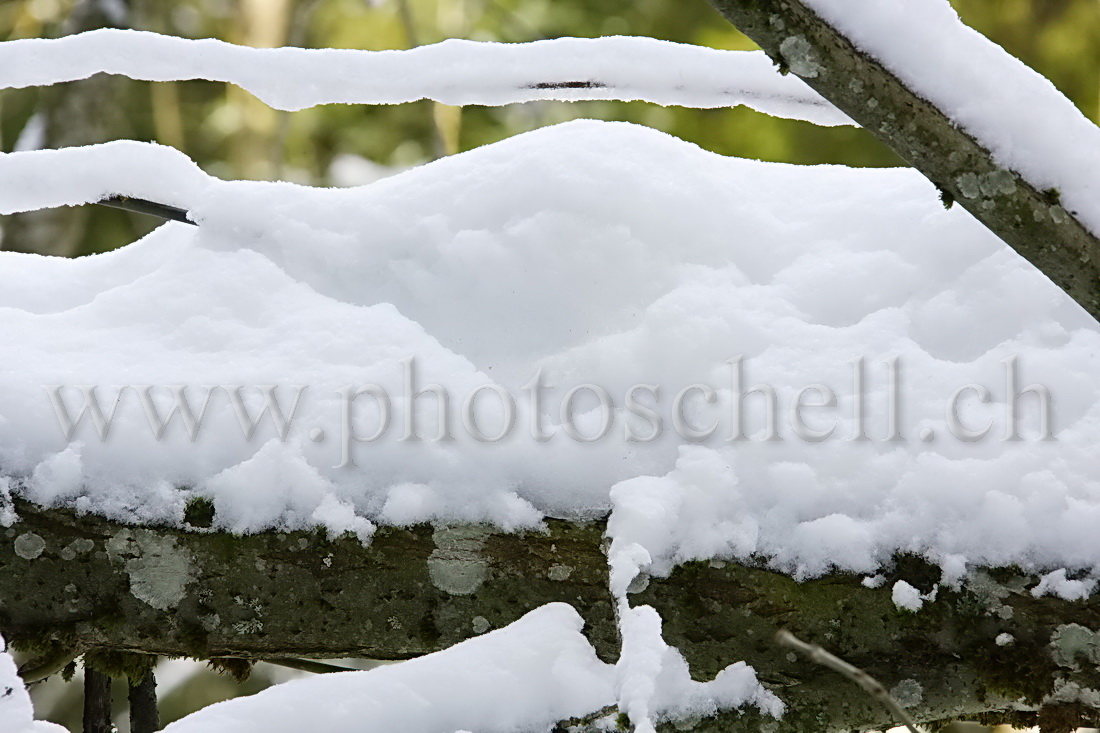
<box><xmin>1</xmin><ymin>120</ymin><xmax>1098</xmax><ymax>584</ymax></box>
<box><xmin>162</xmin><ymin>604</ymin><xmax>613</xmax><ymax>733</ymax></box>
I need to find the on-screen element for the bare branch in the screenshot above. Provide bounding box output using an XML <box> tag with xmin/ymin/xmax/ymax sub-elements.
<box><xmin>777</xmin><ymin>629</ymin><xmax>920</xmax><ymax>733</ymax></box>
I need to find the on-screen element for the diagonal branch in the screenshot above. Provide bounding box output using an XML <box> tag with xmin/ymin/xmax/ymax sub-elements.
<box><xmin>777</xmin><ymin>629</ymin><xmax>919</xmax><ymax>733</ymax></box>
<box><xmin>706</xmin><ymin>0</ymin><xmax>1100</xmax><ymax>323</ymax></box>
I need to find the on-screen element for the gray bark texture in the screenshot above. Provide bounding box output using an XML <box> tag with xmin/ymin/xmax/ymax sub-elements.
<box><xmin>706</xmin><ymin>0</ymin><xmax>1100</xmax><ymax>324</ymax></box>
<box><xmin>2</xmin><ymin>501</ymin><xmax>1100</xmax><ymax>732</ymax></box>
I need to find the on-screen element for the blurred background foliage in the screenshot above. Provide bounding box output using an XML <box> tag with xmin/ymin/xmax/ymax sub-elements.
<box><xmin>0</xmin><ymin>0</ymin><xmax>1098</xmax><ymax>258</ymax></box>
<box><xmin>1</xmin><ymin>0</ymin><xmax>1099</xmax><ymax>729</ymax></box>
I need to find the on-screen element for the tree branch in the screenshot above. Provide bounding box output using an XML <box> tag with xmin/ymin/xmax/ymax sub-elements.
<box><xmin>128</xmin><ymin>669</ymin><xmax>160</xmax><ymax>733</ymax></box>
<box><xmin>4</xmin><ymin>501</ymin><xmax>1100</xmax><ymax>731</ymax></box>
<box><xmin>706</xmin><ymin>0</ymin><xmax>1100</xmax><ymax>323</ymax></box>
<box><xmin>776</xmin><ymin>629</ymin><xmax>919</xmax><ymax>733</ymax></box>
<box><xmin>82</xmin><ymin>668</ymin><xmax>112</xmax><ymax>733</ymax></box>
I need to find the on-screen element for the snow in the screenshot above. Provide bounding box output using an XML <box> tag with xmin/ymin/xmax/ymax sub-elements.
<box><xmin>891</xmin><ymin>580</ymin><xmax>925</xmax><ymax>612</ymax></box>
<box><xmin>153</xmin><ymin>601</ymin><xmax>777</xmax><ymax>733</ymax></box>
<box><xmin>162</xmin><ymin>604</ymin><xmax>614</xmax><ymax>733</ymax></box>
<box><xmin>3</xmin><ymin>19</ymin><xmax>1100</xmax><ymax>728</ymax></box>
<box><xmin>2</xmin><ymin>120</ymin><xmax>1100</xmax><ymax>592</ymax></box>
<box><xmin>614</xmin><ymin>604</ymin><xmax>781</xmax><ymax>732</ymax></box>
<box><xmin>0</xmin><ymin>30</ymin><xmax>850</xmax><ymax>126</ymax></box>
<box><xmin>802</xmin><ymin>0</ymin><xmax>1100</xmax><ymax>235</ymax></box>
<box><xmin>1031</xmin><ymin>568</ymin><xmax>1097</xmax><ymax>602</ymax></box>
<box><xmin>0</xmin><ymin>634</ymin><xmax>67</xmax><ymax>733</ymax></box>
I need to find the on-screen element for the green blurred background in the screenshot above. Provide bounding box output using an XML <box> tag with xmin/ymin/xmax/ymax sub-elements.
<box><xmin>1</xmin><ymin>1</ymin><xmax>1099</xmax><ymax>728</ymax></box>
<box><xmin>0</xmin><ymin>0</ymin><xmax>1097</xmax><ymax>258</ymax></box>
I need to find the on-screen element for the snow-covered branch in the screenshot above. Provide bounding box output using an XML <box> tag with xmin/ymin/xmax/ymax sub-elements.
<box><xmin>707</xmin><ymin>0</ymin><xmax>1100</xmax><ymax>323</ymax></box>
<box><xmin>5</xmin><ymin>501</ymin><xmax>1100</xmax><ymax>732</ymax></box>
<box><xmin>0</xmin><ymin>30</ymin><xmax>849</xmax><ymax>125</ymax></box>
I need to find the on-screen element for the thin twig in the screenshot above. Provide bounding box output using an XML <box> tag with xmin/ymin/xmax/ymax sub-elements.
<box><xmin>97</xmin><ymin>195</ymin><xmax>195</xmax><ymax>225</ymax></box>
<box><xmin>776</xmin><ymin>629</ymin><xmax>920</xmax><ymax>733</ymax></box>
<box><xmin>261</xmin><ymin>657</ymin><xmax>359</xmax><ymax>674</ymax></box>
<box><xmin>128</xmin><ymin>669</ymin><xmax>160</xmax><ymax>733</ymax></box>
<box><xmin>83</xmin><ymin>668</ymin><xmax>112</xmax><ymax>733</ymax></box>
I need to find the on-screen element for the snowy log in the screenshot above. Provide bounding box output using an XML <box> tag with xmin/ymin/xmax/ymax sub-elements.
<box><xmin>4</xmin><ymin>501</ymin><xmax>1100</xmax><ymax>732</ymax></box>
<box><xmin>706</xmin><ymin>0</ymin><xmax>1100</xmax><ymax>324</ymax></box>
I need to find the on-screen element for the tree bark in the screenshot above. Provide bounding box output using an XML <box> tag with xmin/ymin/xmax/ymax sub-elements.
<box><xmin>706</xmin><ymin>0</ymin><xmax>1100</xmax><ymax>324</ymax></box>
<box><xmin>82</xmin><ymin>668</ymin><xmax>112</xmax><ymax>733</ymax></box>
<box><xmin>3</xmin><ymin>501</ymin><xmax>1099</xmax><ymax>732</ymax></box>
<box><xmin>128</xmin><ymin>670</ymin><xmax>160</xmax><ymax>733</ymax></box>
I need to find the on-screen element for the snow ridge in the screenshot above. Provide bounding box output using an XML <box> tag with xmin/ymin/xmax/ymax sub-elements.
<box><xmin>0</xmin><ymin>30</ymin><xmax>851</xmax><ymax>125</ymax></box>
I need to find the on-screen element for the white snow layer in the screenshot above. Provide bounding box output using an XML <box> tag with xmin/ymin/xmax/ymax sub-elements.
<box><xmin>0</xmin><ymin>30</ymin><xmax>850</xmax><ymax>125</ymax></box>
<box><xmin>2</xmin><ymin>120</ymin><xmax>1100</xmax><ymax>589</ymax></box>
<box><xmin>803</xmin><ymin>0</ymin><xmax>1100</xmax><ymax>235</ymax></box>
<box><xmin>162</xmin><ymin>604</ymin><xmax>614</xmax><ymax>733</ymax></box>
<box><xmin>0</xmin><ymin>635</ymin><xmax>66</xmax><ymax>733</ymax></box>
<box><xmin>160</xmin><ymin>603</ymin><xmax>776</xmax><ymax>733</ymax></box>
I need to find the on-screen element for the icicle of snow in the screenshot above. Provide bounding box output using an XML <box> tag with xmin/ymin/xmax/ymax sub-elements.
<box><xmin>0</xmin><ymin>30</ymin><xmax>851</xmax><ymax>125</ymax></box>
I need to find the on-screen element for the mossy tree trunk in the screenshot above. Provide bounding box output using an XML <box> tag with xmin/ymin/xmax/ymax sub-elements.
<box><xmin>2</xmin><ymin>502</ymin><xmax>1099</xmax><ymax>732</ymax></box>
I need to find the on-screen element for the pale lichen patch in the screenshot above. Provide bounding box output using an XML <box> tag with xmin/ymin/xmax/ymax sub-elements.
<box><xmin>59</xmin><ymin>538</ymin><xmax>94</xmax><ymax>562</ymax></box>
<box><xmin>1050</xmin><ymin>624</ymin><xmax>1100</xmax><ymax>669</ymax></box>
<box><xmin>13</xmin><ymin>532</ymin><xmax>45</xmax><ymax>560</ymax></box>
<box><xmin>957</xmin><ymin>172</ymin><xmax>981</xmax><ymax>199</ymax></box>
<box><xmin>548</xmin><ymin>564</ymin><xmax>573</xmax><ymax>581</ymax></box>
<box><xmin>428</xmin><ymin>526</ymin><xmax>490</xmax><ymax>596</ymax></box>
<box><xmin>1044</xmin><ymin>679</ymin><xmax>1100</xmax><ymax>708</ymax></box>
<box><xmin>978</xmin><ymin>169</ymin><xmax>1018</xmax><ymax>197</ymax></box>
<box><xmin>779</xmin><ymin>35</ymin><xmax>821</xmax><ymax>78</ymax></box>
<box><xmin>106</xmin><ymin>529</ymin><xmax>195</xmax><ymax>611</ymax></box>
<box><xmin>890</xmin><ymin>679</ymin><xmax>923</xmax><ymax>708</ymax></box>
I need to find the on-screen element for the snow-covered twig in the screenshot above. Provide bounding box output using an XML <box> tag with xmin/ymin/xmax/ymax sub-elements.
<box><xmin>707</xmin><ymin>0</ymin><xmax>1100</xmax><ymax>323</ymax></box>
<box><xmin>0</xmin><ymin>30</ymin><xmax>850</xmax><ymax>126</ymax></box>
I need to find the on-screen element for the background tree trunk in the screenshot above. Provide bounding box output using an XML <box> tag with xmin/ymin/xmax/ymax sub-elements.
<box><xmin>0</xmin><ymin>0</ymin><xmax>135</xmax><ymax>258</ymax></box>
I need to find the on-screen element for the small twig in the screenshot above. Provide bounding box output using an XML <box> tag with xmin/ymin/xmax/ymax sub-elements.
<box><xmin>97</xmin><ymin>195</ymin><xmax>195</xmax><ymax>225</ymax></box>
<box><xmin>528</xmin><ymin>80</ymin><xmax>607</xmax><ymax>90</ymax></box>
<box><xmin>261</xmin><ymin>657</ymin><xmax>359</xmax><ymax>674</ymax></box>
<box><xmin>128</xmin><ymin>669</ymin><xmax>160</xmax><ymax>733</ymax></box>
<box><xmin>776</xmin><ymin>629</ymin><xmax>920</xmax><ymax>733</ymax></box>
<box><xmin>83</xmin><ymin>668</ymin><xmax>112</xmax><ymax>733</ymax></box>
